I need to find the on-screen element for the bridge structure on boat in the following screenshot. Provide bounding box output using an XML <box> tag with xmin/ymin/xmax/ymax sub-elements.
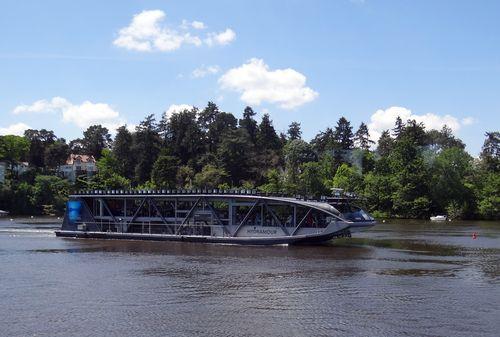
<box><xmin>56</xmin><ymin>189</ymin><xmax>375</xmax><ymax>245</ymax></box>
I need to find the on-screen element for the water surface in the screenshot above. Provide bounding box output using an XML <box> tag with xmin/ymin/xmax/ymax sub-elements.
<box><xmin>1</xmin><ymin>218</ymin><xmax>499</xmax><ymax>337</ymax></box>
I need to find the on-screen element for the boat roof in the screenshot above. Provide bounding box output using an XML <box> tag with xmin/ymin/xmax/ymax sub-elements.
<box><xmin>70</xmin><ymin>190</ymin><xmax>342</xmax><ymax>216</ymax></box>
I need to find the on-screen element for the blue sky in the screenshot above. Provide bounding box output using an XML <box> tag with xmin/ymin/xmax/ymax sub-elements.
<box><xmin>1</xmin><ymin>0</ymin><xmax>499</xmax><ymax>155</ymax></box>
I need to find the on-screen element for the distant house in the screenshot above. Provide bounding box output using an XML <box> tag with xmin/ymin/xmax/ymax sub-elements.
<box><xmin>58</xmin><ymin>154</ymin><xmax>97</xmax><ymax>182</ymax></box>
<box><xmin>0</xmin><ymin>161</ymin><xmax>29</xmax><ymax>183</ymax></box>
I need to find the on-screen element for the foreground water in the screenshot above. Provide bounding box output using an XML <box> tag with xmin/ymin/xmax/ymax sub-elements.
<box><xmin>0</xmin><ymin>218</ymin><xmax>499</xmax><ymax>337</ymax></box>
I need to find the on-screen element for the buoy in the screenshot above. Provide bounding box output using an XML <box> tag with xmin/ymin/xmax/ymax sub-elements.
<box><xmin>10</xmin><ymin>218</ymin><xmax>13</xmax><ymax>221</ymax></box>
<box><xmin>382</xmin><ymin>220</ymin><xmax>386</xmax><ymax>223</ymax></box>
<box><xmin>472</xmin><ymin>232</ymin><xmax>477</xmax><ymax>240</ymax></box>
<box><xmin>30</xmin><ymin>215</ymin><xmax>34</xmax><ymax>219</ymax></box>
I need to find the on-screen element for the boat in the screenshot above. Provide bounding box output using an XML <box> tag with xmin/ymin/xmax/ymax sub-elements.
<box><xmin>0</xmin><ymin>210</ymin><xmax>9</xmax><ymax>217</ymax></box>
<box><xmin>55</xmin><ymin>189</ymin><xmax>377</xmax><ymax>245</ymax></box>
<box><xmin>430</xmin><ymin>215</ymin><xmax>447</xmax><ymax>221</ymax></box>
<box><xmin>324</xmin><ymin>188</ymin><xmax>377</xmax><ymax>233</ymax></box>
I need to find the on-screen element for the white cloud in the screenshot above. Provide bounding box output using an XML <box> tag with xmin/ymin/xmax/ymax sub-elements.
<box><xmin>367</xmin><ymin>106</ymin><xmax>474</xmax><ymax>141</ymax></box>
<box><xmin>11</xmin><ymin>97</ymin><xmax>126</xmax><ymax>132</ymax></box>
<box><xmin>114</xmin><ymin>10</ymin><xmax>234</xmax><ymax>52</ymax></box>
<box><xmin>164</xmin><ymin>104</ymin><xmax>194</xmax><ymax>119</ymax></box>
<box><xmin>218</xmin><ymin>58</ymin><xmax>318</xmax><ymax>109</ymax></box>
<box><xmin>461</xmin><ymin>117</ymin><xmax>475</xmax><ymax>125</ymax></box>
<box><xmin>205</xmin><ymin>28</ymin><xmax>236</xmax><ymax>46</ymax></box>
<box><xmin>191</xmin><ymin>65</ymin><xmax>220</xmax><ymax>78</ymax></box>
<box><xmin>0</xmin><ymin>122</ymin><xmax>32</xmax><ymax>136</ymax></box>
<box><xmin>13</xmin><ymin>97</ymin><xmax>70</xmax><ymax>114</ymax></box>
<box><xmin>181</xmin><ymin>19</ymin><xmax>206</xmax><ymax>30</ymax></box>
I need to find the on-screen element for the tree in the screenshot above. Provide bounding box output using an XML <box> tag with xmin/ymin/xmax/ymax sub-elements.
<box><xmin>283</xmin><ymin>139</ymin><xmax>316</xmax><ymax>189</ymax></box>
<box><xmin>216</xmin><ymin>129</ymin><xmax>253</xmax><ymax>186</ymax></box>
<box><xmin>151</xmin><ymin>155</ymin><xmax>180</xmax><ymax>188</ymax></box>
<box><xmin>113</xmin><ymin>126</ymin><xmax>135</xmax><ymax>179</ymax></box>
<box><xmin>69</xmin><ymin>138</ymin><xmax>84</xmax><ymax>153</ymax></box>
<box><xmin>354</xmin><ymin>122</ymin><xmax>374</xmax><ymax>150</ymax></box>
<box><xmin>476</xmin><ymin>172</ymin><xmax>500</xmax><ymax>219</ymax></box>
<box><xmin>480</xmin><ymin>131</ymin><xmax>499</xmax><ymax>172</ymax></box>
<box><xmin>287</xmin><ymin>122</ymin><xmax>302</xmax><ymax>140</ymax></box>
<box><xmin>176</xmin><ymin>165</ymin><xmax>195</xmax><ymax>188</ymax></box>
<box><xmin>299</xmin><ymin>162</ymin><xmax>328</xmax><ymax>197</ymax></box>
<box><xmin>198</xmin><ymin>101</ymin><xmax>220</xmax><ymax>131</ymax></box>
<box><xmin>259</xmin><ymin>169</ymin><xmax>284</xmax><ymax>194</ymax></box>
<box><xmin>193</xmin><ymin>164</ymin><xmax>228</xmax><ymax>189</ymax></box>
<box><xmin>331</xmin><ymin>163</ymin><xmax>364</xmax><ymax>194</ymax></box>
<box><xmin>166</xmin><ymin>108</ymin><xmax>203</xmax><ymax>165</ymax></box>
<box><xmin>376</xmin><ymin>130</ymin><xmax>393</xmax><ymax>157</ymax></box>
<box><xmin>0</xmin><ymin>135</ymin><xmax>30</xmax><ymax>176</ymax></box>
<box><xmin>426</xmin><ymin>125</ymin><xmax>465</xmax><ymax>152</ymax></box>
<box><xmin>239</xmin><ymin>106</ymin><xmax>258</xmax><ymax>144</ymax></box>
<box><xmin>205</xmin><ymin>112</ymin><xmax>238</xmax><ymax>154</ymax></box>
<box><xmin>24</xmin><ymin>129</ymin><xmax>56</xmax><ymax>167</ymax></box>
<box><xmin>91</xmin><ymin>149</ymin><xmax>131</xmax><ymax>189</ymax></box>
<box><xmin>134</xmin><ymin>115</ymin><xmax>161</xmax><ymax>184</ymax></box>
<box><xmin>311</xmin><ymin>128</ymin><xmax>335</xmax><ymax>153</ymax></box>
<box><xmin>44</xmin><ymin>140</ymin><xmax>69</xmax><ymax>169</ymax></box>
<box><xmin>392</xmin><ymin>116</ymin><xmax>405</xmax><ymax>138</ymax></box>
<box><xmin>256</xmin><ymin>114</ymin><xmax>281</xmax><ymax>151</ymax></box>
<box><xmin>389</xmin><ymin>135</ymin><xmax>431</xmax><ymax>218</ymax></box>
<box><xmin>430</xmin><ymin>147</ymin><xmax>474</xmax><ymax>218</ymax></box>
<box><xmin>334</xmin><ymin>117</ymin><xmax>354</xmax><ymax>150</ymax></box>
<box><xmin>32</xmin><ymin>175</ymin><xmax>70</xmax><ymax>213</ymax></box>
<box><xmin>82</xmin><ymin>125</ymin><xmax>112</xmax><ymax>159</ymax></box>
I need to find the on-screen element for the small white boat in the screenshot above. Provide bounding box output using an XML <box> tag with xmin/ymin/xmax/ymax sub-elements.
<box><xmin>0</xmin><ymin>210</ymin><xmax>9</xmax><ymax>217</ymax></box>
<box><xmin>430</xmin><ymin>215</ymin><xmax>447</xmax><ymax>221</ymax></box>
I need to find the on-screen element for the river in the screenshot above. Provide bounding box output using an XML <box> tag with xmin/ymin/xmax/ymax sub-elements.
<box><xmin>0</xmin><ymin>218</ymin><xmax>499</xmax><ymax>337</ymax></box>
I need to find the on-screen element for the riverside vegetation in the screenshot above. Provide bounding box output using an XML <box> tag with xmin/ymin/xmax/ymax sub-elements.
<box><xmin>0</xmin><ymin>102</ymin><xmax>498</xmax><ymax>220</ymax></box>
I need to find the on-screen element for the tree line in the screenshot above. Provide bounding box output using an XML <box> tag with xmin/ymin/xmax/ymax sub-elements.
<box><xmin>0</xmin><ymin>102</ymin><xmax>498</xmax><ymax>219</ymax></box>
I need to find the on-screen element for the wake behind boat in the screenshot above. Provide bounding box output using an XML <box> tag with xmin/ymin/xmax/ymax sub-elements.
<box><xmin>55</xmin><ymin>189</ymin><xmax>376</xmax><ymax>245</ymax></box>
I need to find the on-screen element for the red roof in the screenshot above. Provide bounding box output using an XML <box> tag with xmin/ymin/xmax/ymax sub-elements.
<box><xmin>66</xmin><ymin>154</ymin><xmax>96</xmax><ymax>165</ymax></box>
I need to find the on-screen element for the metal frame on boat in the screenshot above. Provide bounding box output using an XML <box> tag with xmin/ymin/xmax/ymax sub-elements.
<box><xmin>55</xmin><ymin>189</ymin><xmax>376</xmax><ymax>245</ymax></box>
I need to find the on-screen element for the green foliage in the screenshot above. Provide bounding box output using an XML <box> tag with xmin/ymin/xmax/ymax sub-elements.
<box><xmin>0</xmin><ymin>105</ymin><xmax>496</xmax><ymax>221</ymax></box>
<box><xmin>91</xmin><ymin>149</ymin><xmax>131</xmax><ymax>189</ymax></box>
<box><xmin>476</xmin><ymin>172</ymin><xmax>500</xmax><ymax>219</ymax></box>
<box><xmin>113</xmin><ymin>126</ymin><xmax>135</xmax><ymax>179</ymax></box>
<box><xmin>32</xmin><ymin>175</ymin><xmax>70</xmax><ymax>213</ymax></box>
<box><xmin>134</xmin><ymin>115</ymin><xmax>161</xmax><ymax>184</ymax></box>
<box><xmin>151</xmin><ymin>155</ymin><xmax>180</xmax><ymax>188</ymax></box>
<box><xmin>82</xmin><ymin>125</ymin><xmax>112</xmax><ymax>159</ymax></box>
<box><xmin>193</xmin><ymin>164</ymin><xmax>228</xmax><ymax>189</ymax></box>
<box><xmin>259</xmin><ymin>169</ymin><xmax>284</xmax><ymax>194</ymax></box>
<box><xmin>0</xmin><ymin>135</ymin><xmax>30</xmax><ymax>164</ymax></box>
<box><xmin>331</xmin><ymin>163</ymin><xmax>364</xmax><ymax>194</ymax></box>
<box><xmin>299</xmin><ymin>162</ymin><xmax>329</xmax><ymax>197</ymax></box>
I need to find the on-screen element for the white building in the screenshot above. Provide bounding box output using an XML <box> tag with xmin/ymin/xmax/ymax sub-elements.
<box><xmin>0</xmin><ymin>161</ymin><xmax>29</xmax><ymax>183</ymax></box>
<box><xmin>59</xmin><ymin>154</ymin><xmax>97</xmax><ymax>182</ymax></box>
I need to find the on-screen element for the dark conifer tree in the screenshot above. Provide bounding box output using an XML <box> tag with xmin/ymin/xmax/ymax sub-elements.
<box><xmin>311</xmin><ymin>128</ymin><xmax>335</xmax><ymax>153</ymax></box>
<box><xmin>133</xmin><ymin>115</ymin><xmax>161</xmax><ymax>184</ymax></box>
<box><xmin>113</xmin><ymin>126</ymin><xmax>135</xmax><ymax>179</ymax></box>
<box><xmin>287</xmin><ymin>122</ymin><xmax>302</xmax><ymax>140</ymax></box>
<box><xmin>354</xmin><ymin>122</ymin><xmax>374</xmax><ymax>150</ymax></box>
<box><xmin>334</xmin><ymin>117</ymin><xmax>354</xmax><ymax>150</ymax></box>
<box><xmin>377</xmin><ymin>130</ymin><xmax>393</xmax><ymax>157</ymax></box>
<box><xmin>256</xmin><ymin>114</ymin><xmax>281</xmax><ymax>151</ymax></box>
<box><xmin>392</xmin><ymin>116</ymin><xmax>405</xmax><ymax>138</ymax></box>
<box><xmin>239</xmin><ymin>106</ymin><xmax>258</xmax><ymax>144</ymax></box>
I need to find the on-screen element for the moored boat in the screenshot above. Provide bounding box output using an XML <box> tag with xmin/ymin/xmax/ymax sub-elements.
<box><xmin>430</xmin><ymin>215</ymin><xmax>447</xmax><ymax>221</ymax></box>
<box><xmin>55</xmin><ymin>189</ymin><xmax>376</xmax><ymax>245</ymax></box>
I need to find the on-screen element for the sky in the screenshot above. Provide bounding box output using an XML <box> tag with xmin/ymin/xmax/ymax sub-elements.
<box><xmin>1</xmin><ymin>0</ymin><xmax>499</xmax><ymax>155</ymax></box>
